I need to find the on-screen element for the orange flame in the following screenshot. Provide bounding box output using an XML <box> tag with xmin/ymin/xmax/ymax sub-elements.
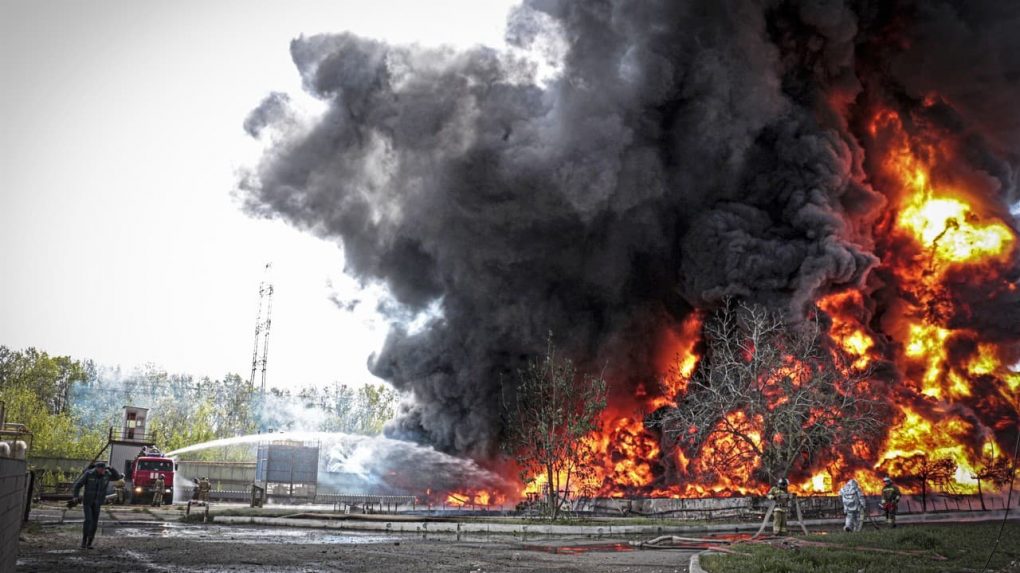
<box><xmin>865</xmin><ymin>105</ymin><xmax>1017</xmax><ymax>493</ymax></box>
<box><xmin>516</xmin><ymin>103</ymin><xmax>1018</xmax><ymax>501</ymax></box>
<box><xmin>445</xmin><ymin>489</ymin><xmax>503</xmax><ymax>507</ymax></box>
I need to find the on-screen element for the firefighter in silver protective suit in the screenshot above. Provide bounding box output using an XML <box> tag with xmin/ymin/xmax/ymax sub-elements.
<box><xmin>839</xmin><ymin>478</ymin><xmax>865</xmax><ymax>532</ymax></box>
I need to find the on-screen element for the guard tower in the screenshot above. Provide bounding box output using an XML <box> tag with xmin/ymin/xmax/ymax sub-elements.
<box><xmin>109</xmin><ymin>406</ymin><xmax>153</xmax><ymax>478</ymax></box>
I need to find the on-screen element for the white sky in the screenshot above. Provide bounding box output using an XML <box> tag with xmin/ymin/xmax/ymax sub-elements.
<box><xmin>0</xmin><ymin>0</ymin><xmax>520</xmax><ymax>389</ymax></box>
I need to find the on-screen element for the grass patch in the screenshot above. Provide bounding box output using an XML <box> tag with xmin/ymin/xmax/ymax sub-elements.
<box><xmin>701</xmin><ymin>522</ymin><xmax>1020</xmax><ymax>573</ymax></box>
<box><xmin>20</xmin><ymin>521</ymin><xmax>44</xmax><ymax>535</ymax></box>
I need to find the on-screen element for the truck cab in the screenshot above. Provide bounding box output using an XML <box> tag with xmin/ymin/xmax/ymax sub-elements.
<box><xmin>127</xmin><ymin>449</ymin><xmax>175</xmax><ymax>504</ymax></box>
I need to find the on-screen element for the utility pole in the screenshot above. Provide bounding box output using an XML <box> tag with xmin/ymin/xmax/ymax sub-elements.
<box><xmin>249</xmin><ymin>263</ymin><xmax>274</xmax><ymax>395</ymax></box>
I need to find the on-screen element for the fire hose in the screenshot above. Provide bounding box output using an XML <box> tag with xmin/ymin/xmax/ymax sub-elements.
<box><xmin>863</xmin><ymin>505</ymin><xmax>882</xmax><ymax>530</ymax></box>
<box><xmin>982</xmin><ymin>427</ymin><xmax>1020</xmax><ymax>571</ymax></box>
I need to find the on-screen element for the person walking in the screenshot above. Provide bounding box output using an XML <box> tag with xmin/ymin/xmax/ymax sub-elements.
<box><xmin>767</xmin><ymin>478</ymin><xmax>791</xmax><ymax>535</ymax></box>
<box><xmin>72</xmin><ymin>461</ymin><xmax>123</xmax><ymax>549</ymax></box>
<box><xmin>881</xmin><ymin>476</ymin><xmax>901</xmax><ymax>527</ymax></box>
<box><xmin>839</xmin><ymin>479</ymin><xmax>865</xmax><ymax>532</ymax></box>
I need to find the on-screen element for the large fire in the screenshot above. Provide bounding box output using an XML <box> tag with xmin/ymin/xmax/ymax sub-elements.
<box><xmin>236</xmin><ymin>0</ymin><xmax>1020</xmax><ymax>511</ymax></box>
<box><xmin>444</xmin><ymin>102</ymin><xmax>1019</xmax><ymax>508</ymax></box>
<box><xmin>488</xmin><ymin>103</ymin><xmax>1018</xmax><ymax>505</ymax></box>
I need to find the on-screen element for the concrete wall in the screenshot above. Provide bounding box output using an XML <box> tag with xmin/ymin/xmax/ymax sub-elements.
<box><xmin>177</xmin><ymin>461</ymin><xmax>256</xmax><ymax>485</ymax></box>
<box><xmin>28</xmin><ymin>457</ymin><xmax>91</xmax><ymax>476</ymax></box>
<box><xmin>0</xmin><ymin>458</ymin><xmax>29</xmax><ymax>572</ymax></box>
<box><xmin>110</xmin><ymin>442</ymin><xmax>146</xmax><ymax>478</ymax></box>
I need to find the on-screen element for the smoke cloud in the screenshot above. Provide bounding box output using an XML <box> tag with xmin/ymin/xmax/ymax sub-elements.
<box><xmin>240</xmin><ymin>0</ymin><xmax>1020</xmax><ymax>459</ymax></box>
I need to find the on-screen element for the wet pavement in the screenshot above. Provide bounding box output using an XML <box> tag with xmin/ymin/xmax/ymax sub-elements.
<box><xmin>105</xmin><ymin>522</ymin><xmax>400</xmax><ymax>545</ymax></box>
<box><xmin>19</xmin><ymin>519</ymin><xmax>694</xmax><ymax>572</ymax></box>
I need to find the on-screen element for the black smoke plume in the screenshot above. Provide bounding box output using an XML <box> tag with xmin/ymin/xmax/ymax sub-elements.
<box><xmin>240</xmin><ymin>0</ymin><xmax>1020</xmax><ymax>460</ymax></box>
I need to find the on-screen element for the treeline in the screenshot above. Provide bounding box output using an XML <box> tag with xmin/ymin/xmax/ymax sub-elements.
<box><xmin>0</xmin><ymin>345</ymin><xmax>398</xmax><ymax>460</ymax></box>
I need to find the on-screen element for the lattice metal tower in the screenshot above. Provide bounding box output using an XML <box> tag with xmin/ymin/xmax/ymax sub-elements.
<box><xmin>249</xmin><ymin>263</ymin><xmax>274</xmax><ymax>394</ymax></box>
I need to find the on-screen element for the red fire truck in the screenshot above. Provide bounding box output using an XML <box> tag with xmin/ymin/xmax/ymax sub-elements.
<box><xmin>126</xmin><ymin>446</ymin><xmax>176</xmax><ymax>504</ymax></box>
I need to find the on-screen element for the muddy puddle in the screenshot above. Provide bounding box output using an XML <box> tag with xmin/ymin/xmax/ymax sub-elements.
<box><xmin>101</xmin><ymin>522</ymin><xmax>399</xmax><ymax>545</ymax></box>
<box><xmin>523</xmin><ymin>542</ymin><xmax>636</xmax><ymax>554</ymax></box>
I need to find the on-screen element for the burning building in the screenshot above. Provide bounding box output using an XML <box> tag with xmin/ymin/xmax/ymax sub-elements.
<box><xmin>240</xmin><ymin>1</ymin><xmax>1020</xmax><ymax>500</ymax></box>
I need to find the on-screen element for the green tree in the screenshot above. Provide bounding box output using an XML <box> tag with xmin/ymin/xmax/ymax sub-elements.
<box><xmin>319</xmin><ymin>383</ymin><xmax>358</xmax><ymax>433</ymax></box>
<box><xmin>4</xmin><ymin>343</ymin><xmax>398</xmax><ymax>460</ymax></box>
<box><xmin>502</xmin><ymin>335</ymin><xmax>607</xmax><ymax>519</ymax></box>
<box><xmin>0</xmin><ymin>346</ymin><xmax>104</xmax><ymax>457</ymax></box>
<box><xmin>148</xmin><ymin>398</ymin><xmax>218</xmax><ymax>454</ymax></box>
<box><xmin>315</xmin><ymin>382</ymin><xmax>397</xmax><ymax>434</ymax></box>
<box><xmin>356</xmin><ymin>384</ymin><xmax>397</xmax><ymax>434</ymax></box>
<box><xmin>221</xmin><ymin>373</ymin><xmax>257</xmax><ymax>436</ymax></box>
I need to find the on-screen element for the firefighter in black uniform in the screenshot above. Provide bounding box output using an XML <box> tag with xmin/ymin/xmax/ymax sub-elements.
<box><xmin>881</xmin><ymin>476</ymin><xmax>902</xmax><ymax>528</ymax></box>
<box><xmin>72</xmin><ymin>461</ymin><xmax>123</xmax><ymax>549</ymax></box>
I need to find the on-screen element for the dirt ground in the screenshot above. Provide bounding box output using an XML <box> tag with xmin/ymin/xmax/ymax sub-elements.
<box><xmin>17</xmin><ymin>521</ymin><xmax>693</xmax><ymax>572</ymax></box>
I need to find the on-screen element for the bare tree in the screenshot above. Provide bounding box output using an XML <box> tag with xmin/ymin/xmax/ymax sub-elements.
<box><xmin>502</xmin><ymin>334</ymin><xmax>607</xmax><ymax>519</ymax></box>
<box><xmin>974</xmin><ymin>456</ymin><xmax>1014</xmax><ymax>511</ymax></box>
<box><xmin>900</xmin><ymin>455</ymin><xmax>957</xmax><ymax>512</ymax></box>
<box><xmin>659</xmin><ymin>300</ymin><xmax>885</xmax><ymax>487</ymax></box>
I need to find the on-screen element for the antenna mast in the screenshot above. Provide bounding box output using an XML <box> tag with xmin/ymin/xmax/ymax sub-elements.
<box><xmin>249</xmin><ymin>263</ymin><xmax>274</xmax><ymax>394</ymax></box>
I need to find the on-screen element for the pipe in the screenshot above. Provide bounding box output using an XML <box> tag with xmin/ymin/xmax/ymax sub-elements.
<box><xmin>24</xmin><ymin>470</ymin><xmax>35</xmax><ymax>523</ymax></box>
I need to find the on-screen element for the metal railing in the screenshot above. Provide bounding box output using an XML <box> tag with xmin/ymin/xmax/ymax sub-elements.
<box><xmin>108</xmin><ymin>428</ymin><xmax>154</xmax><ymax>444</ymax></box>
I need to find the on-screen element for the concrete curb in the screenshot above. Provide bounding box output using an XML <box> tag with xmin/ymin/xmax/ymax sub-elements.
<box><xmin>209</xmin><ymin>509</ymin><xmax>1017</xmax><ymax>536</ymax></box>
<box><xmin>215</xmin><ymin>515</ymin><xmax>663</xmax><ymax>536</ymax></box>
<box><xmin>688</xmin><ymin>551</ymin><xmax>715</xmax><ymax>573</ymax></box>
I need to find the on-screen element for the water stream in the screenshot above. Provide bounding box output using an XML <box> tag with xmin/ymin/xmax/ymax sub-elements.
<box><xmin>167</xmin><ymin>431</ymin><xmax>508</xmax><ymax>494</ymax></box>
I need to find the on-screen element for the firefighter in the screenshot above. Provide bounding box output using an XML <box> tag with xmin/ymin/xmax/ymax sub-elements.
<box><xmin>839</xmin><ymin>479</ymin><xmax>865</xmax><ymax>532</ymax></box>
<box><xmin>152</xmin><ymin>474</ymin><xmax>166</xmax><ymax>507</ymax></box>
<box><xmin>72</xmin><ymin>461</ymin><xmax>123</xmax><ymax>549</ymax></box>
<box><xmin>198</xmin><ymin>476</ymin><xmax>211</xmax><ymax>503</ymax></box>
<box><xmin>766</xmin><ymin>477</ymin><xmax>791</xmax><ymax>535</ymax></box>
<box><xmin>881</xmin><ymin>476</ymin><xmax>901</xmax><ymax>528</ymax></box>
<box><xmin>113</xmin><ymin>478</ymin><xmax>126</xmax><ymax>505</ymax></box>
